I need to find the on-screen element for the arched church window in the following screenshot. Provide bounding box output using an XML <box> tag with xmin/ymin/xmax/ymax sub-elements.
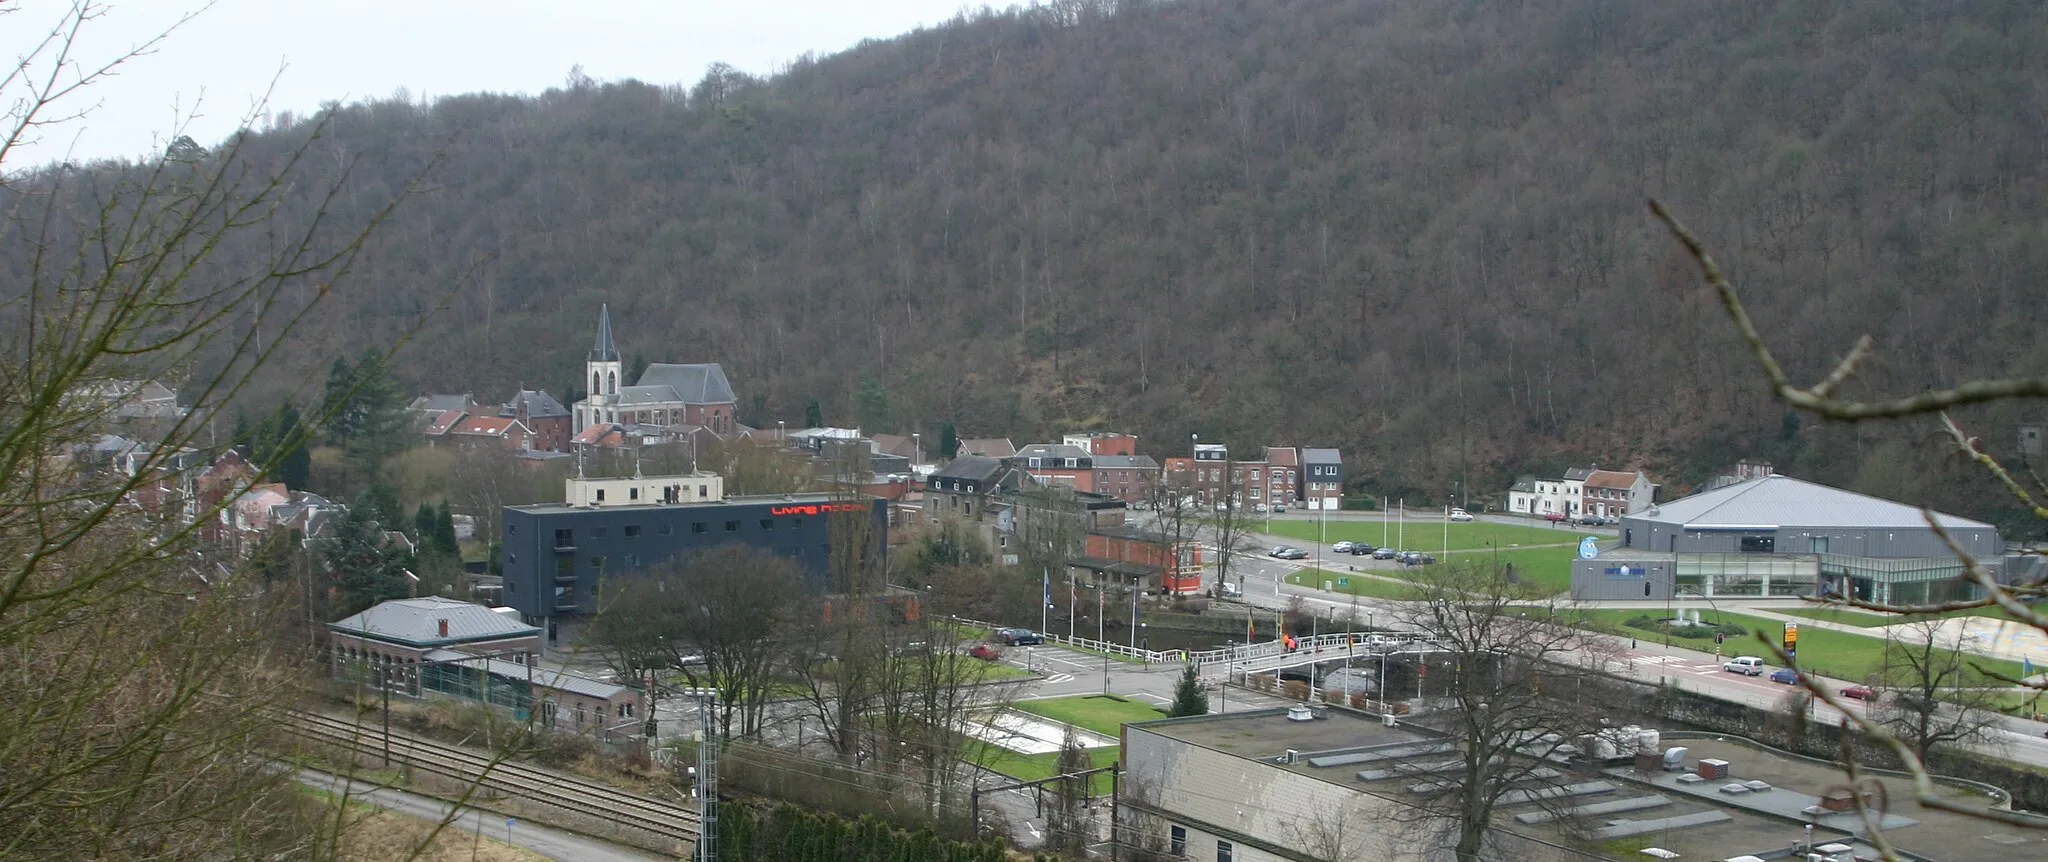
<box><xmin>608</xmin><ymin>371</ymin><xmax>616</xmax><ymax>393</ymax></box>
<box><xmin>592</xmin><ymin>372</ymin><xmax>600</xmax><ymax>396</ymax></box>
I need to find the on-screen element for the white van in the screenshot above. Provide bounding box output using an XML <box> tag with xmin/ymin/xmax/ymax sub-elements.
<box><xmin>1219</xmin><ymin>581</ymin><xmax>1244</xmax><ymax>598</ymax></box>
<box><xmin>1722</xmin><ymin>656</ymin><xmax>1766</xmax><ymax>676</ymax></box>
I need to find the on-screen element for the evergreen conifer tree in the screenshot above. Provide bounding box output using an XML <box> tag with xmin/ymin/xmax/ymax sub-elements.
<box><xmin>1168</xmin><ymin>662</ymin><xmax>1210</xmax><ymax>717</ymax></box>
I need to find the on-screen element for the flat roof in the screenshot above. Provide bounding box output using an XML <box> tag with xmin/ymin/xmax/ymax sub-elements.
<box><xmin>1135</xmin><ymin>712</ymin><xmax>2028</xmax><ymax>861</ymax></box>
<box><xmin>508</xmin><ymin>492</ymin><xmax>852</xmax><ymax>515</ymax></box>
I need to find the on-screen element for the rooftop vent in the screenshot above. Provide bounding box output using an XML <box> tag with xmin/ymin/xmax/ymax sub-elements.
<box><xmin>1286</xmin><ymin>704</ymin><xmax>1314</xmax><ymax>722</ymax></box>
<box><xmin>437</xmin><ymin>618</ymin><xmax>449</xmax><ymax>638</ymax></box>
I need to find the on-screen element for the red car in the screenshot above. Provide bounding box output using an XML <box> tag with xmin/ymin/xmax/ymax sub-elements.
<box><xmin>1840</xmin><ymin>685</ymin><xmax>1876</xmax><ymax>701</ymax></box>
<box><xmin>1542</xmin><ymin>512</ymin><xmax>1568</xmax><ymax>522</ymax></box>
<box><xmin>968</xmin><ymin>643</ymin><xmax>1004</xmax><ymax>662</ymax></box>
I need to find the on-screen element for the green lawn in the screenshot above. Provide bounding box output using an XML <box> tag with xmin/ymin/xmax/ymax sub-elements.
<box><xmin>1013</xmin><ymin>694</ymin><xmax>1166</xmax><ymax>737</ymax></box>
<box><xmin>1260</xmin><ymin>518</ymin><xmax>1583</xmax><ymax>552</ymax></box>
<box><xmin>1440</xmin><ymin>546</ymin><xmax>1576</xmax><ymax>593</ymax></box>
<box><xmin>1284</xmin><ymin>568</ymin><xmax>1421</xmax><ymax>601</ymax></box>
<box><xmin>973</xmin><ymin>742</ymin><xmax>1119</xmax><ymax>796</ymax></box>
<box><xmin>1771</xmin><ymin>606</ymin><xmax>1901</xmax><ymax>628</ymax></box>
<box><xmin>1560</xmin><ymin>608</ymin><xmax>2031</xmax><ymax>684</ymax></box>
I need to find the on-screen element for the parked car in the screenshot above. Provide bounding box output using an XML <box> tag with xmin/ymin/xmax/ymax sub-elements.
<box><xmin>1219</xmin><ymin>581</ymin><xmax>1243</xmax><ymax>598</ymax></box>
<box><xmin>1841</xmin><ymin>684</ymin><xmax>1877</xmax><ymax>701</ymax></box>
<box><xmin>1768</xmin><ymin>668</ymin><xmax>1801</xmax><ymax>685</ymax></box>
<box><xmin>1253</xmin><ymin>503</ymin><xmax>1268</xmax><ymax>514</ymax></box>
<box><xmin>1272</xmin><ymin>505</ymin><xmax>1286</xmax><ymax>513</ymax></box>
<box><xmin>1348</xmin><ymin>543</ymin><xmax>1377</xmax><ymax>555</ymax></box>
<box><xmin>995</xmin><ymin>627</ymin><xmax>1044</xmax><ymax>646</ymax></box>
<box><xmin>1274</xmin><ymin>547</ymin><xmax>1309</xmax><ymax>560</ymax></box>
<box><xmin>1542</xmin><ymin>512</ymin><xmax>1568</xmax><ymax>522</ymax></box>
<box><xmin>1577</xmin><ymin>514</ymin><xmax>1608</xmax><ymax>526</ymax></box>
<box><xmin>968</xmin><ymin>643</ymin><xmax>1004</xmax><ymax>662</ymax></box>
<box><xmin>1371</xmin><ymin>547</ymin><xmax>1399</xmax><ymax>559</ymax></box>
<box><xmin>1400</xmin><ymin>551</ymin><xmax>1436</xmax><ymax>566</ymax></box>
<box><xmin>1449</xmin><ymin>508</ymin><xmax>1474</xmax><ymax>522</ymax></box>
<box><xmin>1331</xmin><ymin>541</ymin><xmax>1356</xmax><ymax>554</ymax></box>
<box><xmin>1722</xmin><ymin>656</ymin><xmax>1767</xmax><ymax>676</ymax></box>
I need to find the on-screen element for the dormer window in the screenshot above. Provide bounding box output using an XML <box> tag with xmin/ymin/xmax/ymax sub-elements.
<box><xmin>1029</xmin><ymin>457</ymin><xmax>1042</xmax><ymax>468</ymax></box>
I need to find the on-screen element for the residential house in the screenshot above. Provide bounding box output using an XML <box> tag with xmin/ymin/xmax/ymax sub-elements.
<box><xmin>503</xmin><ymin>390</ymin><xmax>572</xmax><ymax>453</ymax></box>
<box><xmin>1013</xmin><ymin>443</ymin><xmax>1095</xmax><ymax>491</ymax></box>
<box><xmin>1582</xmin><ymin>469</ymin><xmax>1655</xmax><ymax>517</ymax></box>
<box><xmin>447</xmin><ymin>415</ymin><xmax>532</xmax><ymax>450</ymax></box>
<box><xmin>1507</xmin><ymin>466</ymin><xmax>1656</xmax><ymax>517</ymax></box>
<box><xmin>869</xmin><ymin>433</ymin><xmax>923</xmax><ymax>464</ymax></box>
<box><xmin>924</xmin><ymin>455</ymin><xmax>1019</xmax><ymax>526</ymax></box>
<box><xmin>1062</xmin><ymin>432</ymin><xmax>1137</xmax><ymax>456</ymax></box>
<box><xmin>1090</xmin><ymin>455</ymin><xmax>1158</xmax><ymax>505</ymax></box>
<box><xmin>422</xmin><ymin>409</ymin><xmax>466</xmax><ymax>443</ymax></box>
<box><xmin>1162</xmin><ymin>445</ymin><xmax>1305</xmax><ymax>511</ymax></box>
<box><xmin>572</xmin><ymin>305</ymin><xmax>737</xmax><ymax>436</ymax></box>
<box><xmin>71</xmin><ymin>379</ymin><xmax>185</xmax><ymax>420</ymax></box>
<box><xmin>407</xmin><ymin>393</ymin><xmax>478</xmax><ymax>417</ymax></box>
<box><xmin>954</xmin><ymin>437</ymin><xmax>1016</xmax><ymax>458</ymax></box>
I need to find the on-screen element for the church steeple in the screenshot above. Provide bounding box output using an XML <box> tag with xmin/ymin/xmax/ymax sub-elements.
<box><xmin>589</xmin><ymin>303</ymin><xmax>620</xmax><ymax>362</ymax></box>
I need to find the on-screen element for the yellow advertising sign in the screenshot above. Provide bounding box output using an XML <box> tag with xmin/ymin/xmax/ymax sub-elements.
<box><xmin>1783</xmin><ymin>622</ymin><xmax>1799</xmax><ymax>648</ymax></box>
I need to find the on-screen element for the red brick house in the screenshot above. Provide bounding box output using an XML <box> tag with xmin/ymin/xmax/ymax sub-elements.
<box><xmin>448</xmin><ymin>415</ymin><xmax>532</xmax><ymax>450</ymax></box>
<box><xmin>503</xmin><ymin>390</ymin><xmax>572</xmax><ymax>453</ymax></box>
<box><xmin>1089</xmin><ymin>455</ymin><xmax>1158</xmax><ymax>505</ymax></box>
<box><xmin>1014</xmin><ymin>443</ymin><xmax>1096</xmax><ymax>492</ymax></box>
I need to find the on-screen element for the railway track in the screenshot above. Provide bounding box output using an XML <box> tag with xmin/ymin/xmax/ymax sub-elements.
<box><xmin>280</xmin><ymin>709</ymin><xmax>701</xmax><ymax>846</ymax></box>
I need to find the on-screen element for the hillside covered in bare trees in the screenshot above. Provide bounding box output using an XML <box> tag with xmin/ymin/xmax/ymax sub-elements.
<box><xmin>32</xmin><ymin>0</ymin><xmax>2046</xmax><ymax>526</ymax></box>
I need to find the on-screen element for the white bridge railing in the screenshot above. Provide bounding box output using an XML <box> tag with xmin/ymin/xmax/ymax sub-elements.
<box><xmin>953</xmin><ymin>616</ymin><xmax>1437</xmax><ymax>669</ymax></box>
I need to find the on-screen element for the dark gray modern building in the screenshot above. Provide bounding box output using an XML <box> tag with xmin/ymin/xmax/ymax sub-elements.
<box><xmin>500</xmin><ymin>490</ymin><xmax>886</xmax><ymax>636</ymax></box>
<box><xmin>1571</xmin><ymin>474</ymin><xmax>2005</xmax><ymax>604</ymax></box>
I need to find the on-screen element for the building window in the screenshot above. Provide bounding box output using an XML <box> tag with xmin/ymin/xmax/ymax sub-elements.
<box><xmin>692</xmin><ymin>522</ymin><xmax>707</xmax><ymax>534</ymax></box>
<box><xmin>508</xmin><ymin>553</ymin><xmax>516</xmax><ymax>565</ymax></box>
<box><xmin>1170</xmin><ymin>825</ymin><xmax>1186</xmax><ymax>855</ymax></box>
<box><xmin>555</xmin><ymin>557</ymin><xmax>574</xmax><ymax>578</ymax></box>
<box><xmin>725</xmin><ymin>520</ymin><xmax>740</xmax><ymax>532</ymax></box>
<box><xmin>623</xmin><ymin>525</ymin><xmax>640</xmax><ymax>538</ymax></box>
<box><xmin>624</xmin><ymin>553</ymin><xmax>639</xmax><ymax>567</ymax></box>
<box><xmin>790</xmin><ymin>517</ymin><xmax>804</xmax><ymax>528</ymax></box>
<box><xmin>760</xmin><ymin>519</ymin><xmax>774</xmax><ymax>531</ymax></box>
<box><xmin>964</xmin><ymin>502</ymin><xmax>973</xmax><ymax>516</ymax></box>
<box><xmin>1216</xmin><ymin>840</ymin><xmax>1233</xmax><ymax>862</ymax></box>
<box><xmin>698</xmin><ymin>485</ymin><xmax>709</xmax><ymax>498</ymax></box>
<box><xmin>629</xmin><ymin>487</ymin><xmax>639</xmax><ymax>500</ymax></box>
<box><xmin>657</xmin><ymin>523</ymin><xmax>672</xmax><ymax>535</ymax></box>
<box><xmin>553</xmin><ymin>529</ymin><xmax>574</xmax><ymax>548</ymax></box>
<box><xmin>620</xmin><ymin>702</ymin><xmax>634</xmax><ymax>718</ymax></box>
<box><xmin>1741</xmin><ymin>535</ymin><xmax>1776</xmax><ymax>553</ymax></box>
<box><xmin>590</xmin><ymin>555</ymin><xmax>606</xmax><ymax>571</ymax></box>
<box><xmin>596</xmin><ymin>489</ymin><xmax>605</xmax><ymax>502</ymax></box>
<box><xmin>509</xmin><ymin>524</ymin><xmax>517</xmax><ymax>534</ymax></box>
<box><xmin>1029</xmin><ymin>457</ymin><xmax>1042</xmax><ymax>468</ymax></box>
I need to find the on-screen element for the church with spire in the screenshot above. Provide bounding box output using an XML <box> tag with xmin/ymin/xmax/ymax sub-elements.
<box><xmin>572</xmin><ymin>304</ymin><xmax>739</xmax><ymax>438</ymax></box>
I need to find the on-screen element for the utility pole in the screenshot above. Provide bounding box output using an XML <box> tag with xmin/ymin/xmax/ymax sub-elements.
<box><xmin>688</xmin><ymin>689</ymin><xmax>719</xmax><ymax>862</ymax></box>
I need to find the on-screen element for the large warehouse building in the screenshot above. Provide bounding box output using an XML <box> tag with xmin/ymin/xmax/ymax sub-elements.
<box><xmin>1571</xmin><ymin>474</ymin><xmax>2007</xmax><ymax>604</ymax></box>
<box><xmin>499</xmin><ymin>473</ymin><xmax>887</xmax><ymax>637</ymax></box>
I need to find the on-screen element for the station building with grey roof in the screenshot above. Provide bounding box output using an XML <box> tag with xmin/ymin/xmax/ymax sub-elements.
<box><xmin>1572</xmin><ymin>474</ymin><xmax>2011</xmax><ymax>604</ymax></box>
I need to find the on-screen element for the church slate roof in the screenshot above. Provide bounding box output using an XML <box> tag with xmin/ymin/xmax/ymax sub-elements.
<box><xmin>589</xmin><ymin>304</ymin><xmax>620</xmax><ymax>362</ymax></box>
<box><xmin>635</xmin><ymin>363</ymin><xmax>736</xmax><ymax>405</ymax></box>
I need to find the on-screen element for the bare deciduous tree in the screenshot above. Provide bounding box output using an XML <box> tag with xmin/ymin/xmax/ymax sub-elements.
<box><xmin>1395</xmin><ymin>564</ymin><xmax>1604</xmax><ymax>862</ymax></box>
<box><xmin>1870</xmin><ymin>619</ymin><xmax>2008</xmax><ymax>761</ymax></box>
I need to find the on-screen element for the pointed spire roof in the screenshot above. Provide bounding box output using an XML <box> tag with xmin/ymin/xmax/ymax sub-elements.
<box><xmin>589</xmin><ymin>304</ymin><xmax>620</xmax><ymax>362</ymax></box>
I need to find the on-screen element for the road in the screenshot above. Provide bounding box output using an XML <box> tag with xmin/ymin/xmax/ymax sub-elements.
<box><xmin>293</xmin><ymin>767</ymin><xmax>662</xmax><ymax>862</ymax></box>
<box><xmin>1200</xmin><ymin>518</ymin><xmax>2048</xmax><ymax>768</ymax></box>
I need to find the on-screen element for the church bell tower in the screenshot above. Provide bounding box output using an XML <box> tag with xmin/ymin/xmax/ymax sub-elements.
<box><xmin>583</xmin><ymin>303</ymin><xmax>623</xmax><ymax>431</ymax></box>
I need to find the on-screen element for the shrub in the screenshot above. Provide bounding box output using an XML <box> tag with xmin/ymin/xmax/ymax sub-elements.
<box><xmin>1624</xmin><ymin>614</ymin><xmax>1745</xmax><ymax>641</ymax></box>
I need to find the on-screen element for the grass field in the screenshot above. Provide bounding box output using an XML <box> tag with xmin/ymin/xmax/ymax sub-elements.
<box><xmin>1561</xmin><ymin>608</ymin><xmax>2031</xmax><ymax>684</ymax></box>
<box><xmin>1013</xmin><ymin>694</ymin><xmax>1167</xmax><ymax>736</ymax></box>
<box><xmin>1260</xmin><ymin>517</ymin><xmax>1584</xmax><ymax>552</ymax></box>
<box><xmin>1771</xmin><ymin>606</ymin><xmax>1901</xmax><ymax>628</ymax></box>
<box><xmin>974</xmin><ymin>743</ymin><xmax>1120</xmax><ymax>795</ymax></box>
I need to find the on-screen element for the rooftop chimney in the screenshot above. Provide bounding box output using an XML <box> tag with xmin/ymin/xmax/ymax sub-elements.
<box><xmin>437</xmin><ymin>618</ymin><xmax>449</xmax><ymax>638</ymax></box>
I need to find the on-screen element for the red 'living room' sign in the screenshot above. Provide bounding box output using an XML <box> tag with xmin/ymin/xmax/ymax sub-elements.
<box><xmin>769</xmin><ymin>503</ymin><xmax>868</xmax><ymax>517</ymax></box>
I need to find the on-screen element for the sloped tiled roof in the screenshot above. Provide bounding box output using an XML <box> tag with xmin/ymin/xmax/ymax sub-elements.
<box><xmin>931</xmin><ymin>455</ymin><xmax>1008</xmax><ymax>483</ymax></box>
<box><xmin>1093</xmin><ymin>455</ymin><xmax>1159</xmax><ymax>470</ymax></box>
<box><xmin>870</xmin><ymin>433</ymin><xmax>919</xmax><ymax>460</ymax></box>
<box><xmin>1016</xmin><ymin>443</ymin><xmax>1090</xmax><ymax>461</ymax></box>
<box><xmin>574</xmin><ymin>423</ymin><xmax>626</xmax><ymax>447</ymax></box>
<box><xmin>1585</xmin><ymin>470</ymin><xmax>1641</xmax><ymax>490</ymax></box>
<box><xmin>1637</xmin><ymin>474</ymin><xmax>1992</xmax><ymax>530</ymax></box>
<box><xmin>1562</xmin><ymin>467</ymin><xmax>1595</xmax><ymax>481</ymax></box>
<box><xmin>505</xmin><ymin>389</ymin><xmax>569</xmax><ymax>418</ymax></box>
<box><xmin>956</xmin><ymin>438</ymin><xmax>1016</xmax><ymax>458</ymax></box>
<box><xmin>636</xmin><ymin>363</ymin><xmax>735</xmax><ymax>404</ymax></box>
<box><xmin>328</xmin><ymin>597</ymin><xmax>540</xmax><ymax>646</ymax></box>
<box><xmin>424</xmin><ymin>409</ymin><xmax>466</xmax><ymax>435</ymax></box>
<box><xmin>451</xmin><ymin>416</ymin><xmax>526</xmax><ymax>437</ymax></box>
<box><xmin>1266</xmin><ymin>447</ymin><xmax>1300</xmax><ymax>466</ymax></box>
<box><xmin>1509</xmin><ymin>475</ymin><xmax>1537</xmax><ymax>493</ymax></box>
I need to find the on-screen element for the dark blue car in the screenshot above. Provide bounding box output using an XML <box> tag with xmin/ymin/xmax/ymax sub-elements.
<box><xmin>1769</xmin><ymin>668</ymin><xmax>1800</xmax><ymax>685</ymax></box>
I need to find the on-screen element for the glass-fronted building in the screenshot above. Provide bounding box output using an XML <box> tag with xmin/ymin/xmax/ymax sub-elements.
<box><xmin>1571</xmin><ymin>475</ymin><xmax>2004</xmax><ymax>603</ymax></box>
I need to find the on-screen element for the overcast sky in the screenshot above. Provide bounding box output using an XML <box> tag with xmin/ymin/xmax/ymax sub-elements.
<box><xmin>2</xmin><ymin>0</ymin><xmax>974</xmax><ymax>168</ymax></box>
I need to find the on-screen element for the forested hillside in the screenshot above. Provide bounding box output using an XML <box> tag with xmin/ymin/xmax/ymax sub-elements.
<box><xmin>27</xmin><ymin>0</ymin><xmax>2048</xmax><ymax>523</ymax></box>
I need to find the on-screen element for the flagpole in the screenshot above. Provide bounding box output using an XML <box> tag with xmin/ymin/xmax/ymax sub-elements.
<box><xmin>1041</xmin><ymin>567</ymin><xmax>1049</xmax><ymax>636</ymax></box>
<box><xmin>1068</xmin><ymin>574</ymin><xmax>1076</xmax><ymax>641</ymax></box>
